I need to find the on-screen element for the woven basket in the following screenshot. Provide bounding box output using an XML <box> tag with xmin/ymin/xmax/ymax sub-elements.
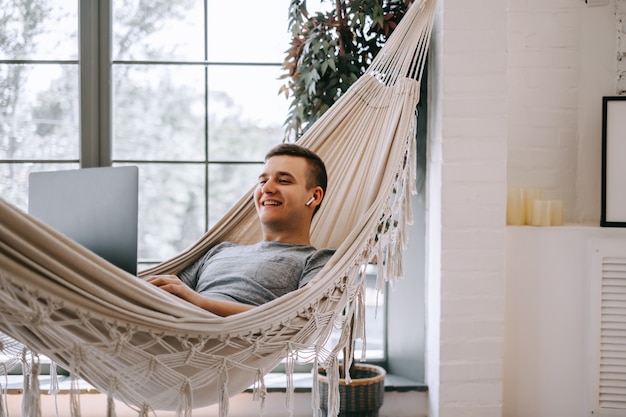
<box><xmin>318</xmin><ymin>363</ymin><xmax>386</xmax><ymax>417</ymax></box>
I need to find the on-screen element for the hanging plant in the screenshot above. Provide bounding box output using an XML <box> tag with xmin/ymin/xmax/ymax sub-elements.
<box><xmin>280</xmin><ymin>0</ymin><xmax>415</xmax><ymax>140</ymax></box>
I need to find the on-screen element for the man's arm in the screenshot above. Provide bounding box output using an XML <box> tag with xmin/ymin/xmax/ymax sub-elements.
<box><xmin>145</xmin><ymin>275</ymin><xmax>254</xmax><ymax>317</ymax></box>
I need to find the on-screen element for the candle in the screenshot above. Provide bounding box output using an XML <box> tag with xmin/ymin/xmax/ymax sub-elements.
<box><xmin>506</xmin><ymin>188</ymin><xmax>525</xmax><ymax>225</ymax></box>
<box><xmin>531</xmin><ymin>199</ymin><xmax>551</xmax><ymax>227</ymax></box>
<box><xmin>524</xmin><ymin>188</ymin><xmax>542</xmax><ymax>225</ymax></box>
<box><xmin>550</xmin><ymin>200</ymin><xmax>563</xmax><ymax>226</ymax></box>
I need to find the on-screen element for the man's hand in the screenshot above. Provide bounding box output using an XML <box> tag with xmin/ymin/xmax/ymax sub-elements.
<box><xmin>145</xmin><ymin>274</ymin><xmax>254</xmax><ymax>317</ymax></box>
<box><xmin>146</xmin><ymin>274</ymin><xmax>197</xmax><ymax>303</ymax></box>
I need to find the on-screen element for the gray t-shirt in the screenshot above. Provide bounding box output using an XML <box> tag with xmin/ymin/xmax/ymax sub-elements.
<box><xmin>178</xmin><ymin>241</ymin><xmax>335</xmax><ymax>306</ymax></box>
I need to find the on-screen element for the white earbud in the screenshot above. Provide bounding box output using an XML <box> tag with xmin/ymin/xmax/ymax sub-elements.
<box><xmin>305</xmin><ymin>196</ymin><xmax>315</xmax><ymax>206</ymax></box>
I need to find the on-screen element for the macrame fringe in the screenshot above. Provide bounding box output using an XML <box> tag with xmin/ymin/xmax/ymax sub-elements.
<box><xmin>252</xmin><ymin>368</ymin><xmax>267</xmax><ymax>416</ymax></box>
<box><xmin>106</xmin><ymin>377</ymin><xmax>118</xmax><ymax>417</ymax></box>
<box><xmin>48</xmin><ymin>361</ymin><xmax>61</xmax><ymax>417</ymax></box>
<box><xmin>0</xmin><ymin>365</ymin><xmax>7</xmax><ymax>417</ymax></box>
<box><xmin>311</xmin><ymin>354</ymin><xmax>320</xmax><ymax>417</ymax></box>
<box><xmin>176</xmin><ymin>380</ymin><xmax>192</xmax><ymax>417</ymax></box>
<box><xmin>21</xmin><ymin>350</ymin><xmax>41</xmax><ymax>417</ymax></box>
<box><xmin>69</xmin><ymin>375</ymin><xmax>80</xmax><ymax>417</ymax></box>
<box><xmin>69</xmin><ymin>350</ymin><xmax>81</xmax><ymax>417</ymax></box>
<box><xmin>284</xmin><ymin>354</ymin><xmax>294</xmax><ymax>417</ymax></box>
<box><xmin>106</xmin><ymin>393</ymin><xmax>117</xmax><ymax>417</ymax></box>
<box><xmin>326</xmin><ymin>356</ymin><xmax>340</xmax><ymax>417</ymax></box>
<box><xmin>218</xmin><ymin>363</ymin><xmax>229</xmax><ymax>417</ymax></box>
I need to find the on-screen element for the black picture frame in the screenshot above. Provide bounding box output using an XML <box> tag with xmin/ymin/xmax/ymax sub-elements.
<box><xmin>601</xmin><ymin>96</ymin><xmax>626</xmax><ymax>227</ymax></box>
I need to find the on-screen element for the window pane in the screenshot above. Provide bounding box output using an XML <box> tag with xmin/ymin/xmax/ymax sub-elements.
<box><xmin>0</xmin><ymin>64</ymin><xmax>79</xmax><ymax>160</ymax></box>
<box><xmin>0</xmin><ymin>1</ymin><xmax>78</xmax><ymax>60</ymax></box>
<box><xmin>321</xmin><ymin>265</ymin><xmax>386</xmax><ymax>362</ymax></box>
<box><xmin>207</xmin><ymin>0</ymin><xmax>291</xmax><ymax>63</ymax></box>
<box><xmin>112</xmin><ymin>65</ymin><xmax>205</xmax><ymax>161</ymax></box>
<box><xmin>130</xmin><ymin>163</ymin><xmax>206</xmax><ymax>262</ymax></box>
<box><xmin>112</xmin><ymin>0</ymin><xmax>204</xmax><ymax>61</ymax></box>
<box><xmin>0</xmin><ymin>163</ymin><xmax>79</xmax><ymax>211</ymax></box>
<box><xmin>357</xmin><ymin>265</ymin><xmax>385</xmax><ymax>360</ymax></box>
<box><xmin>208</xmin><ymin>66</ymin><xmax>285</xmax><ymax>161</ymax></box>
<box><xmin>208</xmin><ymin>163</ymin><xmax>260</xmax><ymax>227</ymax></box>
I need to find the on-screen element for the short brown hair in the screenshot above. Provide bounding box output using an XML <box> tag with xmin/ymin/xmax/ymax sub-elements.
<box><xmin>264</xmin><ymin>143</ymin><xmax>328</xmax><ymax>195</ymax></box>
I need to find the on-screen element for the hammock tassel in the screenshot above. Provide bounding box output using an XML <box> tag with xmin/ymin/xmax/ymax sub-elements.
<box><xmin>252</xmin><ymin>368</ymin><xmax>267</xmax><ymax>416</ymax></box>
<box><xmin>218</xmin><ymin>363</ymin><xmax>229</xmax><ymax>417</ymax></box>
<box><xmin>48</xmin><ymin>361</ymin><xmax>61</xmax><ymax>417</ymax></box>
<box><xmin>21</xmin><ymin>350</ymin><xmax>41</xmax><ymax>417</ymax></box>
<box><xmin>0</xmin><ymin>393</ymin><xmax>4</xmax><ymax>417</ymax></box>
<box><xmin>0</xmin><ymin>368</ymin><xmax>6</xmax><ymax>417</ymax></box>
<box><xmin>326</xmin><ymin>357</ymin><xmax>340</xmax><ymax>417</ymax></box>
<box><xmin>106</xmin><ymin>378</ymin><xmax>117</xmax><ymax>417</ymax></box>
<box><xmin>310</xmin><ymin>350</ymin><xmax>322</xmax><ymax>417</ymax></box>
<box><xmin>69</xmin><ymin>375</ymin><xmax>81</xmax><ymax>417</ymax></box>
<box><xmin>285</xmin><ymin>351</ymin><xmax>300</xmax><ymax>417</ymax></box>
<box><xmin>176</xmin><ymin>380</ymin><xmax>192</xmax><ymax>417</ymax></box>
<box><xmin>106</xmin><ymin>394</ymin><xmax>117</xmax><ymax>417</ymax></box>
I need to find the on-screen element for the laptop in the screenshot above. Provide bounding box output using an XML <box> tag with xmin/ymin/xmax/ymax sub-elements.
<box><xmin>28</xmin><ymin>166</ymin><xmax>139</xmax><ymax>275</ymax></box>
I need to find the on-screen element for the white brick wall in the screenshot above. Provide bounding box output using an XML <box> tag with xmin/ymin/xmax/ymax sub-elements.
<box><xmin>428</xmin><ymin>0</ymin><xmax>618</xmax><ymax>416</ymax></box>
<box><xmin>617</xmin><ymin>0</ymin><xmax>626</xmax><ymax>93</ymax></box>
<box><xmin>427</xmin><ymin>0</ymin><xmax>508</xmax><ymax>416</ymax></box>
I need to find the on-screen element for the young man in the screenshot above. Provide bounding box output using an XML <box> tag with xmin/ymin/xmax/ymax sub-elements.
<box><xmin>146</xmin><ymin>144</ymin><xmax>334</xmax><ymax>316</ymax></box>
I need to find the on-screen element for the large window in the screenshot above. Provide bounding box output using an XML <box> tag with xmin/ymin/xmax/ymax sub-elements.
<box><xmin>0</xmin><ymin>0</ymin><xmax>394</xmax><ymax>370</ymax></box>
<box><xmin>0</xmin><ymin>1</ymin><xmax>288</xmax><ymax>264</ymax></box>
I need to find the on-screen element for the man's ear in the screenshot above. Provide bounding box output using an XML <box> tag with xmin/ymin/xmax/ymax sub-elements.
<box><xmin>311</xmin><ymin>186</ymin><xmax>324</xmax><ymax>207</ymax></box>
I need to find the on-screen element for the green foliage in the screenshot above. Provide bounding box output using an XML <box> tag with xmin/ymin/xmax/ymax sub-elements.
<box><xmin>280</xmin><ymin>0</ymin><xmax>414</xmax><ymax>140</ymax></box>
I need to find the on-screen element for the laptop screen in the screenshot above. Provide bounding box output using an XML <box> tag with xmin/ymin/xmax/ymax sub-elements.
<box><xmin>28</xmin><ymin>166</ymin><xmax>139</xmax><ymax>275</ymax></box>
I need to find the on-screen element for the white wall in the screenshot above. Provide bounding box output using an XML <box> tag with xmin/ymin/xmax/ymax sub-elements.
<box><xmin>427</xmin><ymin>0</ymin><xmax>620</xmax><ymax>417</ymax></box>
<box><xmin>504</xmin><ymin>226</ymin><xmax>626</xmax><ymax>417</ymax></box>
<box><xmin>427</xmin><ymin>0</ymin><xmax>509</xmax><ymax>415</ymax></box>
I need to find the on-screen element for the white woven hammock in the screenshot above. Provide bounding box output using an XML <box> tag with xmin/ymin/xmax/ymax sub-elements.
<box><xmin>0</xmin><ymin>1</ymin><xmax>436</xmax><ymax>416</ymax></box>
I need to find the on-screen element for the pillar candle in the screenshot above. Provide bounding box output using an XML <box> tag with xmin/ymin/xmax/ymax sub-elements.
<box><xmin>506</xmin><ymin>188</ymin><xmax>525</xmax><ymax>225</ymax></box>
<box><xmin>531</xmin><ymin>199</ymin><xmax>551</xmax><ymax>227</ymax></box>
<box><xmin>550</xmin><ymin>199</ymin><xmax>563</xmax><ymax>226</ymax></box>
<box><xmin>524</xmin><ymin>188</ymin><xmax>542</xmax><ymax>225</ymax></box>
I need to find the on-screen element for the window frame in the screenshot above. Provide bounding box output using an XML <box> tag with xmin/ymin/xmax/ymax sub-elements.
<box><xmin>1</xmin><ymin>0</ymin><xmax>427</xmax><ymax>382</ymax></box>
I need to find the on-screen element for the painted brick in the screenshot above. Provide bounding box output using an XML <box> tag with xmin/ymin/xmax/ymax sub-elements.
<box><xmin>440</xmin><ymin>298</ymin><xmax>505</xmax><ymax>321</ymax></box>
<box><xmin>440</xmin><ymin>404</ymin><xmax>503</xmax><ymax>417</ymax></box>
<box><xmin>441</xmin><ymin>161</ymin><xmax>506</xmax><ymax>184</ymax></box>
<box><xmin>439</xmin><ymin>360</ymin><xmax>504</xmax><ymax>382</ymax></box>
<box><xmin>440</xmin><ymin>338</ymin><xmax>505</xmax><ymax>362</ymax></box>
<box><xmin>442</xmin><ymin>139</ymin><xmax>506</xmax><ymax>162</ymax></box>
<box><xmin>440</xmin><ymin>271</ymin><xmax>506</xmax><ymax>297</ymax></box>
<box><xmin>440</xmin><ymin>381</ymin><xmax>504</xmax><ymax>404</ymax></box>
<box><xmin>440</xmin><ymin>230</ymin><xmax>505</xmax><ymax>250</ymax></box>
<box><xmin>442</xmin><ymin>97</ymin><xmax>507</xmax><ymax>118</ymax></box>
<box><xmin>438</xmin><ymin>182</ymin><xmax>505</xmax><ymax>206</ymax></box>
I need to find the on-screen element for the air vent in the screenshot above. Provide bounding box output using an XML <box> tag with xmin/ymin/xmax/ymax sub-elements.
<box><xmin>589</xmin><ymin>239</ymin><xmax>626</xmax><ymax>416</ymax></box>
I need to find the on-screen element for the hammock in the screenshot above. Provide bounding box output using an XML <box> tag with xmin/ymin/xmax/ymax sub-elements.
<box><xmin>0</xmin><ymin>1</ymin><xmax>436</xmax><ymax>415</ymax></box>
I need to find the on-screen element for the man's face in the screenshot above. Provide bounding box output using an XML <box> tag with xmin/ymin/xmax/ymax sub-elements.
<box><xmin>254</xmin><ymin>155</ymin><xmax>313</xmax><ymax>231</ymax></box>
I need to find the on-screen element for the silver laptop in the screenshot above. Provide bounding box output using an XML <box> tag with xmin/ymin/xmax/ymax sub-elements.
<box><xmin>28</xmin><ymin>166</ymin><xmax>139</xmax><ymax>275</ymax></box>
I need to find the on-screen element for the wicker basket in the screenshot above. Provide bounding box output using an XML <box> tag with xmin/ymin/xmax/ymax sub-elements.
<box><xmin>318</xmin><ymin>363</ymin><xmax>386</xmax><ymax>417</ymax></box>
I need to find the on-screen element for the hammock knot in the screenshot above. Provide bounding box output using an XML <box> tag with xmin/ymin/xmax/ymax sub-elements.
<box><xmin>184</xmin><ymin>345</ymin><xmax>198</xmax><ymax>366</ymax></box>
<box><xmin>148</xmin><ymin>356</ymin><xmax>157</xmax><ymax>374</ymax></box>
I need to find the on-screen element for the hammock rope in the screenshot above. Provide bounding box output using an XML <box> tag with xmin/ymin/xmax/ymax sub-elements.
<box><xmin>0</xmin><ymin>0</ymin><xmax>437</xmax><ymax>416</ymax></box>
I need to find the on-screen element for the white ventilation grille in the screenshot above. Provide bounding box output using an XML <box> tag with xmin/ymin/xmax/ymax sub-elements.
<box><xmin>590</xmin><ymin>239</ymin><xmax>626</xmax><ymax>416</ymax></box>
